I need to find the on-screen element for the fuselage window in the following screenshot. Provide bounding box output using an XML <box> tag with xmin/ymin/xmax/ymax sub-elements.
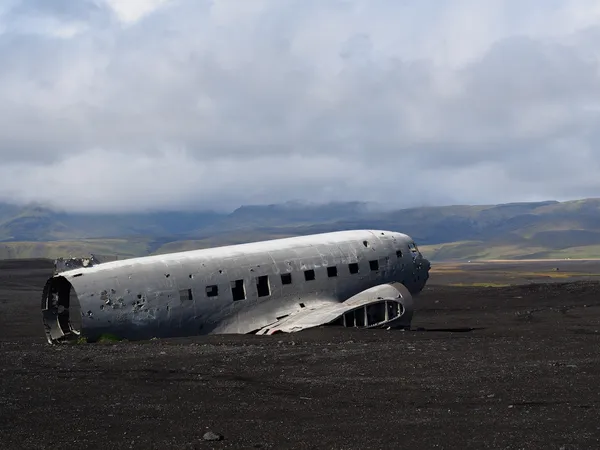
<box><xmin>348</xmin><ymin>262</ymin><xmax>359</xmax><ymax>274</ymax></box>
<box><xmin>396</xmin><ymin>250</ymin><xmax>402</xmax><ymax>258</ymax></box>
<box><xmin>281</xmin><ymin>273</ymin><xmax>292</xmax><ymax>285</ymax></box>
<box><xmin>256</xmin><ymin>275</ymin><xmax>270</xmax><ymax>297</ymax></box>
<box><xmin>179</xmin><ymin>289</ymin><xmax>193</xmax><ymax>301</ymax></box>
<box><xmin>327</xmin><ymin>266</ymin><xmax>338</xmax><ymax>277</ymax></box>
<box><xmin>304</xmin><ymin>269</ymin><xmax>315</xmax><ymax>281</ymax></box>
<box><xmin>231</xmin><ymin>279</ymin><xmax>245</xmax><ymax>301</ymax></box>
<box><xmin>369</xmin><ymin>260</ymin><xmax>379</xmax><ymax>271</ymax></box>
<box><xmin>206</xmin><ymin>285</ymin><xmax>218</xmax><ymax>297</ymax></box>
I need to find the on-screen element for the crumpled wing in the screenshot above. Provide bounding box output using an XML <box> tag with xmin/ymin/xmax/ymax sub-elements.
<box><xmin>256</xmin><ymin>282</ymin><xmax>413</xmax><ymax>335</ymax></box>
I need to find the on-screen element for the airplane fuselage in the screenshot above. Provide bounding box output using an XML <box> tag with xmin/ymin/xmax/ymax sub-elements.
<box><xmin>42</xmin><ymin>230</ymin><xmax>431</xmax><ymax>343</ymax></box>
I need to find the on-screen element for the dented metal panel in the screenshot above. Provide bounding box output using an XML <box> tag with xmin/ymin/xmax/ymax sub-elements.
<box><xmin>41</xmin><ymin>229</ymin><xmax>431</xmax><ymax>343</ymax></box>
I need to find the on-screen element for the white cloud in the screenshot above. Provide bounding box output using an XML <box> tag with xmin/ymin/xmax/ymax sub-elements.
<box><xmin>1</xmin><ymin>0</ymin><xmax>600</xmax><ymax>212</ymax></box>
<box><xmin>105</xmin><ymin>0</ymin><xmax>172</xmax><ymax>24</ymax></box>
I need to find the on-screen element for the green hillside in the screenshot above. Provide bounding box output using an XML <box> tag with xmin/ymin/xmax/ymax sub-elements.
<box><xmin>1</xmin><ymin>198</ymin><xmax>600</xmax><ymax>261</ymax></box>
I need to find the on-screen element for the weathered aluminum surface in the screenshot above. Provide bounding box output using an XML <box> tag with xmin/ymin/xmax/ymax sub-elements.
<box><xmin>41</xmin><ymin>229</ymin><xmax>431</xmax><ymax>343</ymax></box>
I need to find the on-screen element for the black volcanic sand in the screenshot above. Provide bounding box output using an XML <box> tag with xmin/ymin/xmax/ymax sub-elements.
<box><xmin>1</xmin><ymin>259</ymin><xmax>600</xmax><ymax>449</ymax></box>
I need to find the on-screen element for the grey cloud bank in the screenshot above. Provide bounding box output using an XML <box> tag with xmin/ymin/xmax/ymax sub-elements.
<box><xmin>1</xmin><ymin>0</ymin><xmax>600</xmax><ymax>213</ymax></box>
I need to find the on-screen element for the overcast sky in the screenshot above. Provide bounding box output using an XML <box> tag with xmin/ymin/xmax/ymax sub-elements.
<box><xmin>1</xmin><ymin>0</ymin><xmax>600</xmax><ymax>213</ymax></box>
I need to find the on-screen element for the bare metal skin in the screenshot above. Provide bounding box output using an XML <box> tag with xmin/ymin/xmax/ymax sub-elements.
<box><xmin>41</xmin><ymin>230</ymin><xmax>431</xmax><ymax>343</ymax></box>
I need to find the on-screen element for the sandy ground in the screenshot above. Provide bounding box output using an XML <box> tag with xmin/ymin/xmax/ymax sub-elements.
<box><xmin>1</xmin><ymin>259</ymin><xmax>599</xmax><ymax>449</ymax></box>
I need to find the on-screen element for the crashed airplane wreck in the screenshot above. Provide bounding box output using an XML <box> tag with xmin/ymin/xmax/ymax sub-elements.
<box><xmin>41</xmin><ymin>230</ymin><xmax>431</xmax><ymax>344</ymax></box>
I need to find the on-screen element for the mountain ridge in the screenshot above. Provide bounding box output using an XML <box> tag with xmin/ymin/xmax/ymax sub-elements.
<box><xmin>1</xmin><ymin>198</ymin><xmax>600</xmax><ymax>261</ymax></box>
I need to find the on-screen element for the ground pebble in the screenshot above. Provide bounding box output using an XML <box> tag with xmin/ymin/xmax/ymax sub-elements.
<box><xmin>203</xmin><ymin>431</ymin><xmax>223</xmax><ymax>441</ymax></box>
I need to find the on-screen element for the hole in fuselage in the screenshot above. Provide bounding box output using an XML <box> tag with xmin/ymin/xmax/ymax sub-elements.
<box><xmin>41</xmin><ymin>276</ymin><xmax>82</xmax><ymax>344</ymax></box>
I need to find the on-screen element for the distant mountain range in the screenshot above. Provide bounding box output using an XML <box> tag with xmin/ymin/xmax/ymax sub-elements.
<box><xmin>2</xmin><ymin>198</ymin><xmax>600</xmax><ymax>261</ymax></box>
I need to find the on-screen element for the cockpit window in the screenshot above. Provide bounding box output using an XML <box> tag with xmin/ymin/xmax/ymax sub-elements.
<box><xmin>409</xmin><ymin>242</ymin><xmax>419</xmax><ymax>252</ymax></box>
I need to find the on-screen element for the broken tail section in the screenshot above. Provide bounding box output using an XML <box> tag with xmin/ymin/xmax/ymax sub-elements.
<box><xmin>41</xmin><ymin>275</ymin><xmax>82</xmax><ymax>344</ymax></box>
<box><xmin>42</xmin><ymin>255</ymin><xmax>104</xmax><ymax>344</ymax></box>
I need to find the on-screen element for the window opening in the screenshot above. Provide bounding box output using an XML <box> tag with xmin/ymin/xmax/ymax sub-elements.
<box><xmin>349</xmin><ymin>262</ymin><xmax>359</xmax><ymax>274</ymax></box>
<box><xmin>179</xmin><ymin>289</ymin><xmax>193</xmax><ymax>301</ymax></box>
<box><xmin>281</xmin><ymin>273</ymin><xmax>292</xmax><ymax>285</ymax></box>
<box><xmin>327</xmin><ymin>266</ymin><xmax>338</xmax><ymax>277</ymax></box>
<box><xmin>256</xmin><ymin>275</ymin><xmax>270</xmax><ymax>297</ymax></box>
<box><xmin>206</xmin><ymin>285</ymin><xmax>218</xmax><ymax>297</ymax></box>
<box><xmin>231</xmin><ymin>279</ymin><xmax>245</xmax><ymax>301</ymax></box>
<box><xmin>304</xmin><ymin>269</ymin><xmax>315</xmax><ymax>281</ymax></box>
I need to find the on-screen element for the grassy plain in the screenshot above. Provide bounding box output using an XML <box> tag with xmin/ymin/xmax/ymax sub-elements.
<box><xmin>428</xmin><ymin>259</ymin><xmax>600</xmax><ymax>286</ymax></box>
<box><xmin>419</xmin><ymin>242</ymin><xmax>600</xmax><ymax>261</ymax></box>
